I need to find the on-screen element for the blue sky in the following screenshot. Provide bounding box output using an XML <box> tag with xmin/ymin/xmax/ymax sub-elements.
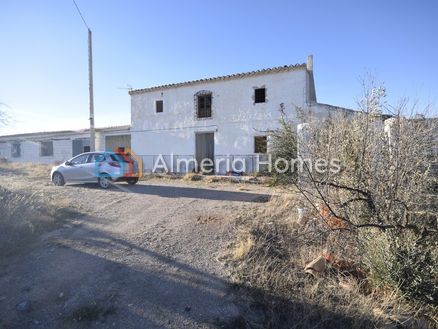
<box><xmin>1</xmin><ymin>0</ymin><xmax>437</xmax><ymax>134</ymax></box>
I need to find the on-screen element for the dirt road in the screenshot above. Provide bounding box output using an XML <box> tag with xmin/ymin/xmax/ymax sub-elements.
<box><xmin>0</xmin><ymin>170</ymin><xmax>271</xmax><ymax>329</ymax></box>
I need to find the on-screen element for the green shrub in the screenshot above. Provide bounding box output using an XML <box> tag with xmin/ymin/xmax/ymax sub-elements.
<box><xmin>362</xmin><ymin>229</ymin><xmax>438</xmax><ymax>305</ymax></box>
<box><xmin>270</xmin><ymin>109</ymin><xmax>298</xmax><ymax>185</ymax></box>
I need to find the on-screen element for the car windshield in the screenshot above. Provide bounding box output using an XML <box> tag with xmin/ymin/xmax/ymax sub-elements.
<box><xmin>70</xmin><ymin>154</ymin><xmax>88</xmax><ymax>165</ymax></box>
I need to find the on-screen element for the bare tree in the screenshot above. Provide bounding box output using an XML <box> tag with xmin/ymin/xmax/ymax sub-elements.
<box><xmin>297</xmin><ymin>81</ymin><xmax>437</xmax><ymax>235</ymax></box>
<box><xmin>272</xmin><ymin>78</ymin><xmax>438</xmax><ymax>304</ymax></box>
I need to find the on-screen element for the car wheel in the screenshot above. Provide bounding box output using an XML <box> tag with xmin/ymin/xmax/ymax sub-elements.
<box><xmin>98</xmin><ymin>174</ymin><xmax>112</xmax><ymax>189</ymax></box>
<box><xmin>127</xmin><ymin>178</ymin><xmax>138</xmax><ymax>185</ymax></box>
<box><xmin>52</xmin><ymin>172</ymin><xmax>65</xmax><ymax>186</ymax></box>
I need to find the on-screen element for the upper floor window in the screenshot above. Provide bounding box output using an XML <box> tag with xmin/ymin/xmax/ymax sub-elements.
<box><xmin>40</xmin><ymin>141</ymin><xmax>53</xmax><ymax>157</ymax></box>
<box><xmin>195</xmin><ymin>91</ymin><xmax>212</xmax><ymax>119</ymax></box>
<box><xmin>254</xmin><ymin>88</ymin><xmax>266</xmax><ymax>103</ymax></box>
<box><xmin>11</xmin><ymin>143</ymin><xmax>21</xmax><ymax>158</ymax></box>
<box><xmin>156</xmin><ymin>100</ymin><xmax>163</xmax><ymax>113</ymax></box>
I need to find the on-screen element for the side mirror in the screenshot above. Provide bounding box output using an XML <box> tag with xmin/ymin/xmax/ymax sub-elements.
<box><xmin>65</xmin><ymin>161</ymin><xmax>72</xmax><ymax>166</ymax></box>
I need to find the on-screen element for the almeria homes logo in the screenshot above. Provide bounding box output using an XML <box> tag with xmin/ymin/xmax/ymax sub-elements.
<box><xmin>150</xmin><ymin>154</ymin><xmax>341</xmax><ymax>175</ymax></box>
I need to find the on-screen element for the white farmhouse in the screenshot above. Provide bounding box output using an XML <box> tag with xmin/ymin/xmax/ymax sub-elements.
<box><xmin>129</xmin><ymin>56</ymin><xmax>349</xmax><ymax>173</ymax></box>
<box><xmin>0</xmin><ymin>56</ymin><xmax>351</xmax><ymax>171</ymax></box>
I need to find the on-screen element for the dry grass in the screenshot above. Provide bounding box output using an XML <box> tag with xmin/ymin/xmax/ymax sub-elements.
<box><xmin>0</xmin><ymin>186</ymin><xmax>77</xmax><ymax>256</ymax></box>
<box><xmin>232</xmin><ymin>235</ymin><xmax>254</xmax><ymax>261</ymax></box>
<box><xmin>0</xmin><ymin>163</ymin><xmax>77</xmax><ymax>257</ymax></box>
<box><xmin>205</xmin><ymin>176</ymin><xmax>220</xmax><ymax>183</ymax></box>
<box><xmin>182</xmin><ymin>173</ymin><xmax>203</xmax><ymax>181</ymax></box>
<box><xmin>0</xmin><ymin>162</ymin><xmax>52</xmax><ymax>180</ymax></box>
<box><xmin>224</xmin><ymin>192</ymin><xmax>437</xmax><ymax>329</ymax></box>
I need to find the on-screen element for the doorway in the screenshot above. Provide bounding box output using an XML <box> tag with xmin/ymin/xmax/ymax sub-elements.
<box><xmin>195</xmin><ymin>132</ymin><xmax>214</xmax><ymax>173</ymax></box>
<box><xmin>105</xmin><ymin>135</ymin><xmax>131</xmax><ymax>152</ymax></box>
<box><xmin>72</xmin><ymin>138</ymin><xmax>90</xmax><ymax>156</ymax></box>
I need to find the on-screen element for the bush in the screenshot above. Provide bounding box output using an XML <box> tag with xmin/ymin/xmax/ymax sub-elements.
<box><xmin>361</xmin><ymin>228</ymin><xmax>438</xmax><ymax>305</ymax></box>
<box><xmin>225</xmin><ymin>195</ymin><xmax>433</xmax><ymax>328</ymax></box>
<box><xmin>270</xmin><ymin>106</ymin><xmax>298</xmax><ymax>185</ymax></box>
<box><xmin>229</xmin><ymin>79</ymin><xmax>438</xmax><ymax>326</ymax></box>
<box><xmin>282</xmin><ymin>80</ymin><xmax>438</xmax><ymax>307</ymax></box>
<box><xmin>0</xmin><ymin>186</ymin><xmax>74</xmax><ymax>256</ymax></box>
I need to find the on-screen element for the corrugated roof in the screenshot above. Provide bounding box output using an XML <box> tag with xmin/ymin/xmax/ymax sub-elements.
<box><xmin>129</xmin><ymin>63</ymin><xmax>306</xmax><ymax>95</ymax></box>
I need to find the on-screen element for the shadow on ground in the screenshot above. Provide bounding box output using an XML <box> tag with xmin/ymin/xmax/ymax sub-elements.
<box><xmin>0</xmin><ymin>215</ymin><xmax>375</xmax><ymax>329</ymax></box>
<box><xmin>68</xmin><ymin>183</ymin><xmax>271</xmax><ymax>203</ymax></box>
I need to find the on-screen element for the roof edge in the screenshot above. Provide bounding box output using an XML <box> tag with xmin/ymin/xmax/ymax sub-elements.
<box><xmin>129</xmin><ymin>63</ymin><xmax>306</xmax><ymax>95</ymax></box>
<box><xmin>0</xmin><ymin>125</ymin><xmax>131</xmax><ymax>139</ymax></box>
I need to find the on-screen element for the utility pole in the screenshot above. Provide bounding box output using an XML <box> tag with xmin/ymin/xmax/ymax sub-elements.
<box><xmin>73</xmin><ymin>0</ymin><xmax>95</xmax><ymax>151</ymax></box>
<box><xmin>88</xmin><ymin>28</ymin><xmax>95</xmax><ymax>151</ymax></box>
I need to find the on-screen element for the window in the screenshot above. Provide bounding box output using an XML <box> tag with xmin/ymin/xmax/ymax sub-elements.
<box><xmin>254</xmin><ymin>88</ymin><xmax>266</xmax><ymax>103</ymax></box>
<box><xmin>87</xmin><ymin>153</ymin><xmax>106</xmax><ymax>163</ymax></box>
<box><xmin>254</xmin><ymin>136</ymin><xmax>267</xmax><ymax>153</ymax></box>
<box><xmin>70</xmin><ymin>154</ymin><xmax>88</xmax><ymax>165</ymax></box>
<box><xmin>110</xmin><ymin>153</ymin><xmax>131</xmax><ymax>163</ymax></box>
<box><xmin>83</xmin><ymin>146</ymin><xmax>90</xmax><ymax>153</ymax></box>
<box><xmin>196</xmin><ymin>93</ymin><xmax>212</xmax><ymax>118</ymax></box>
<box><xmin>11</xmin><ymin>143</ymin><xmax>21</xmax><ymax>158</ymax></box>
<box><xmin>156</xmin><ymin>100</ymin><xmax>163</xmax><ymax>113</ymax></box>
<box><xmin>40</xmin><ymin>141</ymin><xmax>53</xmax><ymax>157</ymax></box>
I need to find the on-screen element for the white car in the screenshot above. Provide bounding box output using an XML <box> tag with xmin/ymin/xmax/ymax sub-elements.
<box><xmin>51</xmin><ymin>152</ymin><xmax>139</xmax><ymax>189</ymax></box>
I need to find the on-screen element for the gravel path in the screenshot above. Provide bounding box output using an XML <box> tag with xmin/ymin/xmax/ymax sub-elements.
<box><xmin>0</xmin><ymin>172</ymin><xmax>271</xmax><ymax>329</ymax></box>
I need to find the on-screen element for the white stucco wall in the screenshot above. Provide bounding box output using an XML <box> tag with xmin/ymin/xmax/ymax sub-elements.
<box><xmin>0</xmin><ymin>126</ymin><xmax>132</xmax><ymax>164</ymax></box>
<box><xmin>0</xmin><ymin>138</ymin><xmax>72</xmax><ymax>164</ymax></box>
<box><xmin>0</xmin><ymin>142</ymin><xmax>9</xmax><ymax>158</ymax></box>
<box><xmin>131</xmin><ymin>69</ymin><xmax>311</xmax><ymax>172</ymax></box>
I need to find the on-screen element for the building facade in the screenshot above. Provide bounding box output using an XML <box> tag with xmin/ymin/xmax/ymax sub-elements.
<box><xmin>129</xmin><ymin>56</ymin><xmax>348</xmax><ymax>173</ymax></box>
<box><xmin>0</xmin><ymin>126</ymin><xmax>131</xmax><ymax>164</ymax></box>
<box><xmin>0</xmin><ymin>56</ymin><xmax>351</xmax><ymax>172</ymax></box>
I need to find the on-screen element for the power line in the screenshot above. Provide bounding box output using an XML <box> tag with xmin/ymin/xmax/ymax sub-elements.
<box><xmin>72</xmin><ymin>0</ymin><xmax>90</xmax><ymax>30</ymax></box>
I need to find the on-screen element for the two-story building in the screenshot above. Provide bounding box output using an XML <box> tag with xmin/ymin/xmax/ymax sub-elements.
<box><xmin>129</xmin><ymin>55</ymin><xmax>350</xmax><ymax>173</ymax></box>
<box><xmin>0</xmin><ymin>56</ymin><xmax>351</xmax><ymax>172</ymax></box>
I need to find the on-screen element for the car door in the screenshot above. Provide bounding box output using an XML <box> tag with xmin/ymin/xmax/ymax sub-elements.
<box><xmin>82</xmin><ymin>153</ymin><xmax>103</xmax><ymax>182</ymax></box>
<box><xmin>63</xmin><ymin>154</ymin><xmax>89</xmax><ymax>182</ymax></box>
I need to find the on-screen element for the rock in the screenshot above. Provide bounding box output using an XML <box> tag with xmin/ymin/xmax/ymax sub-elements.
<box><xmin>296</xmin><ymin>207</ymin><xmax>308</xmax><ymax>225</ymax></box>
<box><xmin>304</xmin><ymin>256</ymin><xmax>326</xmax><ymax>276</ymax></box>
<box><xmin>16</xmin><ymin>300</ymin><xmax>31</xmax><ymax>312</ymax></box>
<box><xmin>58</xmin><ymin>292</ymin><xmax>64</xmax><ymax>299</ymax></box>
<box><xmin>32</xmin><ymin>319</ymin><xmax>40</xmax><ymax>325</ymax></box>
